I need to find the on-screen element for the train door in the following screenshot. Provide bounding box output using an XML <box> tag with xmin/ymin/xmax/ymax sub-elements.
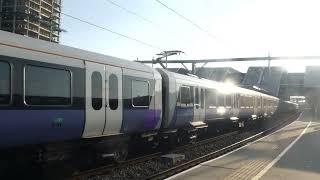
<box><xmin>253</xmin><ymin>96</ymin><xmax>258</xmax><ymax>116</ymax></box>
<box><xmin>103</xmin><ymin>65</ymin><xmax>123</xmax><ymax>136</ymax></box>
<box><xmin>199</xmin><ymin>88</ymin><xmax>205</xmax><ymax>121</ymax></box>
<box><xmin>176</xmin><ymin>85</ymin><xmax>193</xmax><ymax>126</ymax></box>
<box><xmin>193</xmin><ymin>87</ymin><xmax>205</xmax><ymax>122</ymax></box>
<box><xmin>193</xmin><ymin>86</ymin><xmax>200</xmax><ymax>122</ymax></box>
<box><xmin>233</xmin><ymin>94</ymin><xmax>240</xmax><ymax>118</ymax></box>
<box><xmin>83</xmin><ymin>62</ymin><xmax>106</xmax><ymax>137</ymax></box>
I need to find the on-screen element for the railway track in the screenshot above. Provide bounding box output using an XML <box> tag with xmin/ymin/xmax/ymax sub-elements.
<box><xmin>69</xmin><ymin>112</ymin><xmax>300</xmax><ymax>180</ymax></box>
<box><xmin>147</xmin><ymin>112</ymin><xmax>300</xmax><ymax>180</ymax></box>
<box><xmin>70</xmin><ymin>131</ymin><xmax>240</xmax><ymax>180</ymax></box>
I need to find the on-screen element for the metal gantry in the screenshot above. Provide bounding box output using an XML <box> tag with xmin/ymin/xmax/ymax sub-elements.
<box><xmin>136</xmin><ymin>55</ymin><xmax>320</xmax><ymax>74</ymax></box>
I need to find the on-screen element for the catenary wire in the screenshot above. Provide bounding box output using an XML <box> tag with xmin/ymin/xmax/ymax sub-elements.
<box><xmin>154</xmin><ymin>0</ymin><xmax>218</xmax><ymax>40</ymax></box>
<box><xmin>61</xmin><ymin>12</ymin><xmax>163</xmax><ymax>50</ymax></box>
<box><xmin>105</xmin><ymin>0</ymin><xmax>154</xmax><ymax>24</ymax></box>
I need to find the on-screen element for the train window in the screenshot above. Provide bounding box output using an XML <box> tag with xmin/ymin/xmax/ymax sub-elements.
<box><xmin>226</xmin><ymin>95</ymin><xmax>232</xmax><ymax>107</ymax></box>
<box><xmin>251</xmin><ymin>97</ymin><xmax>255</xmax><ymax>107</ymax></box>
<box><xmin>200</xmin><ymin>89</ymin><xmax>204</xmax><ymax>108</ymax></box>
<box><xmin>239</xmin><ymin>95</ymin><xmax>245</xmax><ymax>107</ymax></box>
<box><xmin>132</xmin><ymin>80</ymin><xmax>150</xmax><ymax>107</ymax></box>
<box><xmin>257</xmin><ymin>97</ymin><xmax>261</xmax><ymax>108</ymax></box>
<box><xmin>109</xmin><ymin>74</ymin><xmax>118</xmax><ymax>110</ymax></box>
<box><xmin>180</xmin><ymin>86</ymin><xmax>191</xmax><ymax>105</ymax></box>
<box><xmin>25</xmin><ymin>65</ymin><xmax>71</xmax><ymax>105</ymax></box>
<box><xmin>217</xmin><ymin>94</ymin><xmax>225</xmax><ymax>106</ymax></box>
<box><xmin>195</xmin><ymin>87</ymin><xmax>199</xmax><ymax>105</ymax></box>
<box><xmin>245</xmin><ymin>97</ymin><xmax>249</xmax><ymax>107</ymax></box>
<box><xmin>91</xmin><ymin>72</ymin><xmax>102</xmax><ymax>110</ymax></box>
<box><xmin>249</xmin><ymin>96</ymin><xmax>254</xmax><ymax>107</ymax></box>
<box><xmin>190</xmin><ymin>87</ymin><xmax>194</xmax><ymax>105</ymax></box>
<box><xmin>0</xmin><ymin>61</ymin><xmax>10</xmax><ymax>104</ymax></box>
<box><xmin>206</xmin><ymin>89</ymin><xmax>217</xmax><ymax>106</ymax></box>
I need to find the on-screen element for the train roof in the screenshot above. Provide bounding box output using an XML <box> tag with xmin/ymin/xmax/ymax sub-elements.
<box><xmin>0</xmin><ymin>31</ymin><xmax>154</xmax><ymax>73</ymax></box>
<box><xmin>158</xmin><ymin>68</ymin><xmax>278</xmax><ymax>99</ymax></box>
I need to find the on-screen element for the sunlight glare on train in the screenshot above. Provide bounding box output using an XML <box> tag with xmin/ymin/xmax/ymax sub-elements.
<box><xmin>217</xmin><ymin>107</ymin><xmax>226</xmax><ymax>115</ymax></box>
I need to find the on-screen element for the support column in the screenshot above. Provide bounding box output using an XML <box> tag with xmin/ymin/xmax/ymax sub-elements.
<box><xmin>192</xmin><ymin>63</ymin><xmax>196</xmax><ymax>74</ymax></box>
<box><xmin>268</xmin><ymin>52</ymin><xmax>271</xmax><ymax>77</ymax></box>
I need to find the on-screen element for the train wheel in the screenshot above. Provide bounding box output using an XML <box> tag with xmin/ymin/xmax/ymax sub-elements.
<box><xmin>113</xmin><ymin>145</ymin><xmax>128</xmax><ymax>163</ymax></box>
<box><xmin>238</xmin><ymin>121</ymin><xmax>245</xmax><ymax>128</ymax></box>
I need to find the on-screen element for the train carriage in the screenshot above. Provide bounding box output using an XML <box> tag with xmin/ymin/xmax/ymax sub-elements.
<box><xmin>0</xmin><ymin>30</ymin><xmax>287</xmax><ymax>165</ymax></box>
<box><xmin>0</xmin><ymin>30</ymin><xmax>162</xmax><ymax>161</ymax></box>
<box><xmin>157</xmin><ymin>69</ymin><xmax>208</xmax><ymax>137</ymax></box>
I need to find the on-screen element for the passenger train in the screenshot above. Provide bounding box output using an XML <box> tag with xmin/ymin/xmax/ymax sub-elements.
<box><xmin>0</xmin><ymin>31</ymin><xmax>287</xmax><ymax>164</ymax></box>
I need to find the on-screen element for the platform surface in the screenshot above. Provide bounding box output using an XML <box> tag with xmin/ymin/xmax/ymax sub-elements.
<box><xmin>168</xmin><ymin>111</ymin><xmax>320</xmax><ymax>180</ymax></box>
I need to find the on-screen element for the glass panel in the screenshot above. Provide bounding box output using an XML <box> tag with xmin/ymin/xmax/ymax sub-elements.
<box><xmin>91</xmin><ymin>71</ymin><xmax>102</xmax><ymax>110</ymax></box>
<box><xmin>190</xmin><ymin>87</ymin><xmax>194</xmax><ymax>105</ymax></box>
<box><xmin>25</xmin><ymin>65</ymin><xmax>71</xmax><ymax>105</ymax></box>
<box><xmin>206</xmin><ymin>89</ymin><xmax>217</xmax><ymax>106</ymax></box>
<box><xmin>109</xmin><ymin>74</ymin><xmax>118</xmax><ymax>110</ymax></box>
<box><xmin>0</xmin><ymin>61</ymin><xmax>10</xmax><ymax>104</ymax></box>
<box><xmin>132</xmin><ymin>80</ymin><xmax>150</xmax><ymax>107</ymax></box>
<box><xmin>200</xmin><ymin>89</ymin><xmax>204</xmax><ymax>108</ymax></box>
<box><xmin>195</xmin><ymin>87</ymin><xmax>199</xmax><ymax>105</ymax></box>
<box><xmin>240</xmin><ymin>95</ymin><xmax>245</xmax><ymax>107</ymax></box>
<box><xmin>217</xmin><ymin>94</ymin><xmax>225</xmax><ymax>106</ymax></box>
<box><xmin>180</xmin><ymin>86</ymin><xmax>191</xmax><ymax>105</ymax></box>
<box><xmin>226</xmin><ymin>95</ymin><xmax>232</xmax><ymax>106</ymax></box>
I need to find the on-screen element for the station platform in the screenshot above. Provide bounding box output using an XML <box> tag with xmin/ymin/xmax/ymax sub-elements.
<box><xmin>167</xmin><ymin>111</ymin><xmax>320</xmax><ymax>180</ymax></box>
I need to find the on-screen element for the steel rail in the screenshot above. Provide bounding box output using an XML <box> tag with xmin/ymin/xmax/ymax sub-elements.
<box><xmin>71</xmin><ymin>131</ymin><xmax>240</xmax><ymax>180</ymax></box>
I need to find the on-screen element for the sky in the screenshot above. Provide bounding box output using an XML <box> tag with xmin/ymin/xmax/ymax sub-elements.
<box><xmin>60</xmin><ymin>0</ymin><xmax>320</xmax><ymax>73</ymax></box>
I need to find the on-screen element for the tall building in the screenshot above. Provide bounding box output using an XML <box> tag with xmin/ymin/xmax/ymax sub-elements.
<box><xmin>0</xmin><ymin>0</ymin><xmax>61</xmax><ymax>43</ymax></box>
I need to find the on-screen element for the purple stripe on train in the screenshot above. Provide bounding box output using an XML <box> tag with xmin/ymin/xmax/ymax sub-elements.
<box><xmin>172</xmin><ymin>107</ymin><xmax>194</xmax><ymax>128</ymax></box>
<box><xmin>122</xmin><ymin>109</ymin><xmax>162</xmax><ymax>133</ymax></box>
<box><xmin>0</xmin><ymin>110</ymin><xmax>84</xmax><ymax>147</ymax></box>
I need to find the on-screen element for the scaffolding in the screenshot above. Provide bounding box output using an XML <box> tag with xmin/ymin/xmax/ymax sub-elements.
<box><xmin>0</xmin><ymin>0</ymin><xmax>62</xmax><ymax>43</ymax></box>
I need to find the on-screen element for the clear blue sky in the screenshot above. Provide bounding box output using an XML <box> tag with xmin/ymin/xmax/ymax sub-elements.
<box><xmin>60</xmin><ymin>0</ymin><xmax>320</xmax><ymax>72</ymax></box>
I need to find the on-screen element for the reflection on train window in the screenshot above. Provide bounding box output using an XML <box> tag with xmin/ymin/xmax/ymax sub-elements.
<box><xmin>200</xmin><ymin>89</ymin><xmax>204</xmax><ymax>108</ymax></box>
<box><xmin>226</xmin><ymin>95</ymin><xmax>232</xmax><ymax>107</ymax></box>
<box><xmin>206</xmin><ymin>89</ymin><xmax>217</xmax><ymax>106</ymax></box>
<box><xmin>264</xmin><ymin>99</ymin><xmax>268</xmax><ymax>107</ymax></box>
<box><xmin>249</xmin><ymin>96</ymin><xmax>254</xmax><ymax>107</ymax></box>
<box><xmin>195</xmin><ymin>87</ymin><xmax>199</xmax><ymax>105</ymax></box>
<box><xmin>257</xmin><ymin>97</ymin><xmax>261</xmax><ymax>108</ymax></box>
<box><xmin>132</xmin><ymin>80</ymin><xmax>150</xmax><ymax>107</ymax></box>
<box><xmin>217</xmin><ymin>94</ymin><xmax>225</xmax><ymax>106</ymax></box>
<box><xmin>109</xmin><ymin>74</ymin><xmax>118</xmax><ymax>110</ymax></box>
<box><xmin>0</xmin><ymin>61</ymin><xmax>10</xmax><ymax>104</ymax></box>
<box><xmin>180</xmin><ymin>86</ymin><xmax>191</xmax><ymax>105</ymax></box>
<box><xmin>92</xmin><ymin>71</ymin><xmax>102</xmax><ymax>110</ymax></box>
<box><xmin>25</xmin><ymin>65</ymin><xmax>71</xmax><ymax>105</ymax></box>
<box><xmin>239</xmin><ymin>95</ymin><xmax>245</xmax><ymax>107</ymax></box>
<box><xmin>190</xmin><ymin>87</ymin><xmax>194</xmax><ymax>105</ymax></box>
